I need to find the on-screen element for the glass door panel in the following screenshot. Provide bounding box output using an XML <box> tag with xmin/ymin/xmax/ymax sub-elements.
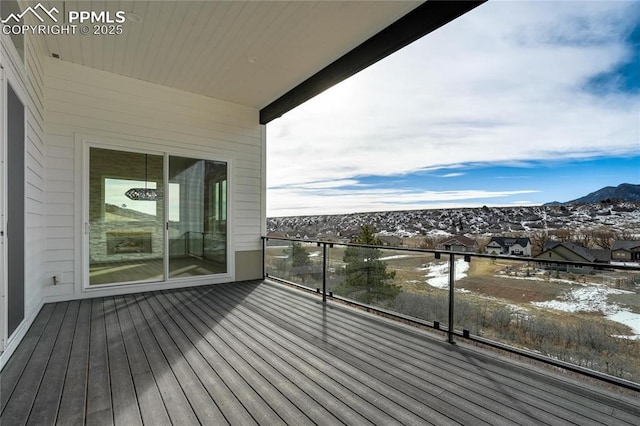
<box><xmin>89</xmin><ymin>148</ymin><xmax>164</xmax><ymax>285</ymax></box>
<box><xmin>169</xmin><ymin>156</ymin><xmax>227</xmax><ymax>278</ymax></box>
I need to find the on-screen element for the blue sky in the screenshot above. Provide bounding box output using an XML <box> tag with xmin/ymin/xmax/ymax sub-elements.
<box><xmin>267</xmin><ymin>1</ymin><xmax>640</xmax><ymax>216</ymax></box>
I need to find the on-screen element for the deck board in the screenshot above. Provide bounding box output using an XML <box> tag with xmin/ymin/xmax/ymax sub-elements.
<box><xmin>2</xmin><ymin>280</ymin><xmax>639</xmax><ymax>425</ymax></box>
<box><xmin>131</xmin><ymin>293</ymin><xmax>227</xmax><ymax>425</ymax></box>
<box><xmin>57</xmin><ymin>299</ymin><xmax>92</xmax><ymax>426</ymax></box>
<box><xmin>86</xmin><ymin>298</ymin><xmax>113</xmax><ymax>425</ymax></box>
<box><xmin>122</xmin><ymin>294</ymin><xmax>199</xmax><ymax>425</ymax></box>
<box><xmin>28</xmin><ymin>300</ymin><xmax>80</xmax><ymax>425</ymax></box>
<box><xmin>1</xmin><ymin>302</ymin><xmax>68</xmax><ymax>425</ymax></box>
<box><xmin>0</xmin><ymin>303</ymin><xmax>55</xmax><ymax>413</ymax></box>
<box><xmin>114</xmin><ymin>296</ymin><xmax>171</xmax><ymax>425</ymax></box>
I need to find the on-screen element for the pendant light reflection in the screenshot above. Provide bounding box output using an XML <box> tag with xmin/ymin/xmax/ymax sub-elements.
<box><xmin>125</xmin><ymin>154</ymin><xmax>158</xmax><ymax>201</ymax></box>
<box><xmin>125</xmin><ymin>187</ymin><xmax>158</xmax><ymax>201</ymax></box>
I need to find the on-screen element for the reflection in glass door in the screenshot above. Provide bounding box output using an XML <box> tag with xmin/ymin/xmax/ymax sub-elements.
<box><xmin>89</xmin><ymin>148</ymin><xmax>164</xmax><ymax>285</ymax></box>
<box><xmin>168</xmin><ymin>156</ymin><xmax>227</xmax><ymax>278</ymax></box>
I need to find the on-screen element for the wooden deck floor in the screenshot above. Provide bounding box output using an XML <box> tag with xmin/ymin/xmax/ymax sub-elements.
<box><xmin>1</xmin><ymin>280</ymin><xmax>639</xmax><ymax>425</ymax></box>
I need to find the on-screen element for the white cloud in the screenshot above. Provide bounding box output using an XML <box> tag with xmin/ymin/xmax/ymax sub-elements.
<box><xmin>268</xmin><ymin>186</ymin><xmax>540</xmax><ymax>216</ymax></box>
<box><xmin>439</xmin><ymin>173</ymin><xmax>465</xmax><ymax>178</ymax></box>
<box><xmin>267</xmin><ymin>1</ymin><xmax>639</xmax><ymax>215</ymax></box>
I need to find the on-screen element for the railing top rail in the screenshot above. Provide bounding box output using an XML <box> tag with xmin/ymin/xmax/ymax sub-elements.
<box><xmin>262</xmin><ymin>235</ymin><xmax>640</xmax><ymax>272</ymax></box>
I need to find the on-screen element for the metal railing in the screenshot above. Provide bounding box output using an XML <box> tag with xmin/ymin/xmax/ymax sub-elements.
<box><xmin>262</xmin><ymin>236</ymin><xmax>640</xmax><ymax>391</ymax></box>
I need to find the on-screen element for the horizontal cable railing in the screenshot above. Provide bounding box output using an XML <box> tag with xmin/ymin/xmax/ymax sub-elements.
<box><xmin>262</xmin><ymin>236</ymin><xmax>640</xmax><ymax>392</ymax></box>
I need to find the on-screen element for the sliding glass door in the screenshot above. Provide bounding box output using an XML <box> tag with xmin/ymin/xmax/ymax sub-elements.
<box><xmin>87</xmin><ymin>147</ymin><xmax>227</xmax><ymax>286</ymax></box>
<box><xmin>168</xmin><ymin>156</ymin><xmax>227</xmax><ymax>278</ymax></box>
<box><xmin>89</xmin><ymin>148</ymin><xmax>165</xmax><ymax>285</ymax></box>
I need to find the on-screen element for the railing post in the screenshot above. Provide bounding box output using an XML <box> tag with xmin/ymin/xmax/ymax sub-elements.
<box><xmin>448</xmin><ymin>253</ymin><xmax>455</xmax><ymax>344</ymax></box>
<box><xmin>262</xmin><ymin>237</ymin><xmax>266</xmax><ymax>279</ymax></box>
<box><xmin>322</xmin><ymin>242</ymin><xmax>327</xmax><ymax>303</ymax></box>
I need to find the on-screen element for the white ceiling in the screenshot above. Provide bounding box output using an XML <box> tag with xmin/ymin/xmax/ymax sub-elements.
<box><xmin>42</xmin><ymin>1</ymin><xmax>421</xmax><ymax>109</ymax></box>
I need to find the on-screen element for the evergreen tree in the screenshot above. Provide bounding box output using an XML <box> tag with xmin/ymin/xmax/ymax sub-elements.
<box><xmin>288</xmin><ymin>241</ymin><xmax>312</xmax><ymax>282</ymax></box>
<box><xmin>339</xmin><ymin>225</ymin><xmax>399</xmax><ymax>304</ymax></box>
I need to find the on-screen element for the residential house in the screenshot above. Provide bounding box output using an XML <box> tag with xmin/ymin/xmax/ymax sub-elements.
<box><xmin>611</xmin><ymin>240</ymin><xmax>640</xmax><ymax>262</ymax></box>
<box><xmin>437</xmin><ymin>235</ymin><xmax>478</xmax><ymax>252</ymax></box>
<box><xmin>0</xmin><ymin>0</ymin><xmax>485</xmax><ymax>366</ymax></box>
<box><xmin>535</xmin><ymin>241</ymin><xmax>611</xmax><ymax>272</ymax></box>
<box><xmin>485</xmin><ymin>237</ymin><xmax>532</xmax><ymax>256</ymax></box>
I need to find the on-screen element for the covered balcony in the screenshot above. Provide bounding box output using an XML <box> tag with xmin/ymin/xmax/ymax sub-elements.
<box><xmin>2</xmin><ymin>1</ymin><xmax>638</xmax><ymax>424</ymax></box>
<box><xmin>3</xmin><ymin>278</ymin><xmax>639</xmax><ymax>425</ymax></box>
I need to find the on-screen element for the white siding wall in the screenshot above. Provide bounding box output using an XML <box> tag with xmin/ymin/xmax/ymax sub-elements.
<box><xmin>0</xmin><ymin>27</ymin><xmax>48</xmax><ymax>362</ymax></box>
<box><xmin>23</xmin><ymin>27</ymin><xmax>47</xmax><ymax>332</ymax></box>
<box><xmin>44</xmin><ymin>58</ymin><xmax>264</xmax><ymax>299</ymax></box>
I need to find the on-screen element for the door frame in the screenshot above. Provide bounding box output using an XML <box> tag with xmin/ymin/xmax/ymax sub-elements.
<box><xmin>81</xmin><ymin>140</ymin><xmax>233</xmax><ymax>291</ymax></box>
<box><xmin>0</xmin><ymin>63</ymin><xmax>6</xmax><ymax>352</ymax></box>
<box><xmin>1</xmin><ymin>55</ymin><xmax>28</xmax><ymax>351</ymax></box>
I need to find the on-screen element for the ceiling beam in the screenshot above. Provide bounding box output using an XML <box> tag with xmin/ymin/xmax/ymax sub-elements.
<box><xmin>259</xmin><ymin>0</ymin><xmax>486</xmax><ymax>125</ymax></box>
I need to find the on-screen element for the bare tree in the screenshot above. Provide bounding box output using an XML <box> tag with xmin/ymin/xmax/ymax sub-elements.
<box><xmin>550</xmin><ymin>229</ymin><xmax>573</xmax><ymax>242</ymax></box>
<box><xmin>530</xmin><ymin>230</ymin><xmax>550</xmax><ymax>256</ymax></box>
<box><xmin>593</xmin><ymin>230</ymin><xmax>616</xmax><ymax>249</ymax></box>
<box><xmin>576</xmin><ymin>232</ymin><xmax>594</xmax><ymax>248</ymax></box>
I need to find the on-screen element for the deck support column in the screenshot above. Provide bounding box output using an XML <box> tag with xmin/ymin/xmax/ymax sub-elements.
<box><xmin>448</xmin><ymin>253</ymin><xmax>455</xmax><ymax>344</ymax></box>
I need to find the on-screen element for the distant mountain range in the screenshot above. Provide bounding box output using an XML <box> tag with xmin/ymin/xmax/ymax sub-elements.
<box><xmin>267</xmin><ymin>183</ymin><xmax>640</xmax><ymax>240</ymax></box>
<box><xmin>545</xmin><ymin>183</ymin><xmax>640</xmax><ymax>205</ymax></box>
<box><xmin>268</xmin><ymin>201</ymin><xmax>640</xmax><ymax>240</ymax></box>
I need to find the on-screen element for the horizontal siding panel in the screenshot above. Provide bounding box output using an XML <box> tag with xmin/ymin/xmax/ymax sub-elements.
<box><xmin>47</xmin><ymin>137</ymin><xmax>73</xmax><ymax>152</ymax></box>
<box><xmin>47</xmin><ymin>228</ymin><xmax>75</xmax><ymax>239</ymax></box>
<box><xmin>48</xmin><ymin>215</ymin><xmax>75</xmax><ymax>228</ymax></box>
<box><xmin>47</xmin><ymin>169</ymin><xmax>74</xmax><ymax>182</ymax></box>
<box><xmin>47</xmin><ymin>157</ymin><xmax>74</xmax><ymax>170</ymax></box>
<box><xmin>47</xmin><ymin>238</ymin><xmax>74</xmax><ymax>251</ymax></box>
<box><xmin>26</xmin><ymin>198</ymin><xmax>44</xmax><ymax>216</ymax></box>
<box><xmin>47</xmin><ymin>249</ymin><xmax>75</xmax><ymax>263</ymax></box>
<box><xmin>46</xmin><ymin>96</ymin><xmax>261</xmax><ymax>150</ymax></box>
<box><xmin>47</xmin><ymin>179</ymin><xmax>74</xmax><ymax>196</ymax></box>
<box><xmin>45</xmin><ymin>260</ymin><xmax>74</xmax><ymax>272</ymax></box>
<box><xmin>46</xmin><ymin>191</ymin><xmax>74</xmax><ymax>204</ymax></box>
<box><xmin>235</xmin><ymin>184</ymin><xmax>261</xmax><ymax>195</ymax></box>
<box><xmin>45</xmin><ymin>83</ymin><xmax>261</xmax><ymax>139</ymax></box>
<box><xmin>45</xmin><ymin>113</ymin><xmax>262</xmax><ymax>162</ymax></box>
<box><xmin>233</xmin><ymin>210</ymin><xmax>263</xmax><ymax>219</ymax></box>
<box><xmin>235</xmin><ymin>193</ymin><xmax>260</xmax><ymax>203</ymax></box>
<box><xmin>46</xmin><ymin>204</ymin><xmax>74</xmax><ymax>216</ymax></box>
<box><xmin>234</xmin><ymin>176</ymin><xmax>261</xmax><ymax>187</ymax></box>
<box><xmin>46</xmin><ymin>59</ymin><xmax>257</xmax><ymax>126</ymax></box>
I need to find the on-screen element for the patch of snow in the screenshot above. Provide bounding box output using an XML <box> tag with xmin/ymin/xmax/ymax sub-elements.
<box><xmin>423</xmin><ymin>259</ymin><xmax>469</xmax><ymax>289</ymax></box>
<box><xmin>607</xmin><ymin>311</ymin><xmax>640</xmax><ymax>335</ymax></box>
<box><xmin>378</xmin><ymin>254</ymin><xmax>411</xmax><ymax>261</ymax></box>
<box><xmin>611</xmin><ymin>261</ymin><xmax>640</xmax><ymax>267</ymax></box>
<box><xmin>612</xmin><ymin>334</ymin><xmax>640</xmax><ymax>341</ymax></box>
<box><xmin>532</xmin><ymin>286</ymin><xmax>640</xmax><ymax>338</ymax></box>
<box><xmin>532</xmin><ymin>286</ymin><xmax>630</xmax><ymax>315</ymax></box>
<box><xmin>308</xmin><ymin>251</ymin><xmax>321</xmax><ymax>257</ymax></box>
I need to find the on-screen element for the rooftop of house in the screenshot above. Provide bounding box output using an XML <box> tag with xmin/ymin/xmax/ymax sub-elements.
<box><xmin>441</xmin><ymin>235</ymin><xmax>478</xmax><ymax>246</ymax></box>
<box><xmin>541</xmin><ymin>241</ymin><xmax>612</xmax><ymax>263</ymax></box>
<box><xmin>612</xmin><ymin>240</ymin><xmax>640</xmax><ymax>251</ymax></box>
<box><xmin>489</xmin><ymin>237</ymin><xmax>531</xmax><ymax>247</ymax></box>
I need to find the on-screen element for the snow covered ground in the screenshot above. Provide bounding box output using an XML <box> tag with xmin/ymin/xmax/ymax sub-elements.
<box><xmin>419</xmin><ymin>259</ymin><xmax>469</xmax><ymax>289</ymax></box>
<box><xmin>378</xmin><ymin>254</ymin><xmax>412</xmax><ymax>261</ymax></box>
<box><xmin>532</xmin><ymin>286</ymin><xmax>640</xmax><ymax>338</ymax></box>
